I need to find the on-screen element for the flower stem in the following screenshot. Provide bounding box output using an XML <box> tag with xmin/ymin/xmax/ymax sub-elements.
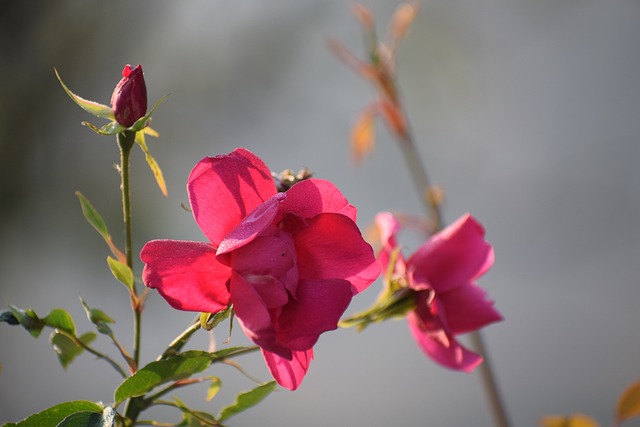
<box><xmin>396</xmin><ymin>132</ymin><xmax>443</xmax><ymax>232</ymax></box>
<box><xmin>58</xmin><ymin>330</ymin><xmax>127</xmax><ymax>378</ymax></box>
<box><xmin>394</xmin><ymin>107</ymin><xmax>510</xmax><ymax>427</ymax></box>
<box><xmin>469</xmin><ymin>331</ymin><xmax>511</xmax><ymax>427</ymax></box>
<box><xmin>157</xmin><ymin>316</ymin><xmax>201</xmax><ymax>361</ymax></box>
<box><xmin>117</xmin><ymin>130</ymin><xmax>142</xmax><ymax>369</ymax></box>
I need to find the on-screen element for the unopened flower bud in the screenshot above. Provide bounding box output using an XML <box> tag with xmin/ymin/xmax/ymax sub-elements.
<box><xmin>111</xmin><ymin>64</ymin><xmax>147</xmax><ymax>128</ymax></box>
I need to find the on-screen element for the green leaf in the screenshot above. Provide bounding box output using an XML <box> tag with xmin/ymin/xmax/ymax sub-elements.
<box><xmin>616</xmin><ymin>380</ymin><xmax>640</xmax><ymax>425</ymax></box>
<box><xmin>135</xmin><ymin>130</ymin><xmax>167</xmax><ymax>197</ymax></box>
<box><xmin>54</xmin><ymin>68</ymin><xmax>114</xmax><ymax>120</ymax></box>
<box><xmin>75</xmin><ymin>192</ymin><xmax>109</xmax><ymax>239</ymax></box>
<box><xmin>75</xmin><ymin>192</ymin><xmax>126</xmax><ymax>262</ymax></box>
<box><xmin>56</xmin><ymin>412</ymin><xmax>102</xmax><ymax>427</ymax></box>
<box><xmin>128</xmin><ymin>93</ymin><xmax>169</xmax><ymax>132</ymax></box>
<box><xmin>43</xmin><ymin>309</ymin><xmax>76</xmax><ymax>335</ymax></box>
<box><xmin>114</xmin><ymin>349</ymin><xmax>248</xmax><ymax>404</ymax></box>
<box><xmin>80</xmin><ymin>298</ymin><xmax>115</xmax><ymax>336</ymax></box>
<box><xmin>114</xmin><ymin>351</ymin><xmax>212</xmax><ymax>404</ymax></box>
<box><xmin>9</xmin><ymin>305</ymin><xmax>44</xmax><ymax>338</ymax></box>
<box><xmin>56</xmin><ymin>407</ymin><xmax>116</xmax><ymax>427</ymax></box>
<box><xmin>218</xmin><ymin>381</ymin><xmax>277</xmax><ymax>422</ymax></box>
<box><xmin>1</xmin><ymin>400</ymin><xmax>102</xmax><ymax>427</ymax></box>
<box><xmin>173</xmin><ymin>398</ymin><xmax>217</xmax><ymax>427</ymax></box>
<box><xmin>50</xmin><ymin>331</ymin><xmax>97</xmax><ymax>369</ymax></box>
<box><xmin>106</xmin><ymin>256</ymin><xmax>134</xmax><ymax>292</ymax></box>
<box><xmin>206</xmin><ymin>377</ymin><xmax>222</xmax><ymax>401</ymax></box>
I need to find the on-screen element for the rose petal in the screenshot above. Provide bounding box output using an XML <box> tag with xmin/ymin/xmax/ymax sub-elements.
<box><xmin>408</xmin><ymin>214</ymin><xmax>493</xmax><ymax>294</ymax></box>
<box><xmin>140</xmin><ymin>240</ymin><xmax>231</xmax><ymax>313</ymax></box>
<box><xmin>261</xmin><ymin>348</ymin><xmax>314</xmax><ymax>390</ymax></box>
<box><xmin>374</xmin><ymin>211</ymin><xmax>406</xmax><ymax>277</ymax></box>
<box><xmin>230</xmin><ymin>231</ymin><xmax>298</xmax><ymax>308</ymax></box>
<box><xmin>230</xmin><ymin>272</ymin><xmax>291</xmax><ymax>358</ymax></box>
<box><xmin>407</xmin><ymin>310</ymin><xmax>482</xmax><ymax>372</ymax></box>
<box><xmin>291</xmin><ymin>213</ymin><xmax>380</xmax><ymax>294</ymax></box>
<box><xmin>437</xmin><ymin>282</ymin><xmax>503</xmax><ymax>334</ymax></box>
<box><xmin>280</xmin><ymin>178</ymin><xmax>357</xmax><ymax>222</ymax></box>
<box><xmin>217</xmin><ymin>193</ymin><xmax>285</xmax><ymax>256</ymax></box>
<box><xmin>188</xmin><ymin>148</ymin><xmax>276</xmax><ymax>246</ymax></box>
<box><xmin>276</xmin><ymin>279</ymin><xmax>353</xmax><ymax>351</ymax></box>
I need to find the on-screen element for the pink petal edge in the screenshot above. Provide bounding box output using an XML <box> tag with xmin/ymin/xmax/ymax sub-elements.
<box><xmin>140</xmin><ymin>240</ymin><xmax>231</xmax><ymax>313</ymax></box>
<box><xmin>261</xmin><ymin>348</ymin><xmax>314</xmax><ymax>390</ymax></box>
<box><xmin>188</xmin><ymin>148</ymin><xmax>276</xmax><ymax>246</ymax></box>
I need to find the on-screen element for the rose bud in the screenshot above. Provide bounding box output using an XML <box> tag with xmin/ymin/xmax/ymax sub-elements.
<box><xmin>111</xmin><ymin>64</ymin><xmax>147</xmax><ymax>128</ymax></box>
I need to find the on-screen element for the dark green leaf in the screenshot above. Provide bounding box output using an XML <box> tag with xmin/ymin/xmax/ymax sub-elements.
<box><xmin>50</xmin><ymin>331</ymin><xmax>96</xmax><ymax>368</ymax></box>
<box><xmin>95</xmin><ymin>323</ymin><xmax>113</xmax><ymax>335</ymax></box>
<box><xmin>218</xmin><ymin>381</ymin><xmax>276</xmax><ymax>422</ymax></box>
<box><xmin>106</xmin><ymin>257</ymin><xmax>134</xmax><ymax>292</ymax></box>
<box><xmin>0</xmin><ymin>310</ymin><xmax>19</xmax><ymax>325</ymax></box>
<box><xmin>56</xmin><ymin>407</ymin><xmax>116</xmax><ymax>427</ymax></box>
<box><xmin>9</xmin><ymin>305</ymin><xmax>44</xmax><ymax>338</ymax></box>
<box><xmin>56</xmin><ymin>412</ymin><xmax>102</xmax><ymax>427</ymax></box>
<box><xmin>80</xmin><ymin>298</ymin><xmax>115</xmax><ymax>336</ymax></box>
<box><xmin>1</xmin><ymin>400</ymin><xmax>102</xmax><ymax>427</ymax></box>
<box><xmin>43</xmin><ymin>309</ymin><xmax>76</xmax><ymax>335</ymax></box>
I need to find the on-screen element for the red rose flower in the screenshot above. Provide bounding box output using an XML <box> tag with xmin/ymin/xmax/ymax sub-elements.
<box><xmin>141</xmin><ymin>148</ymin><xmax>380</xmax><ymax>389</ymax></box>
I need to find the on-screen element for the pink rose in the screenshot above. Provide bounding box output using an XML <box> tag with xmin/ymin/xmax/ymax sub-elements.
<box><xmin>141</xmin><ymin>148</ymin><xmax>380</xmax><ymax>389</ymax></box>
<box><xmin>111</xmin><ymin>64</ymin><xmax>147</xmax><ymax>128</ymax></box>
<box><xmin>375</xmin><ymin>212</ymin><xmax>502</xmax><ymax>372</ymax></box>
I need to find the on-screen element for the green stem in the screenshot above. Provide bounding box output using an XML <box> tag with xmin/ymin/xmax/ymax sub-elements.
<box><xmin>157</xmin><ymin>317</ymin><xmax>201</xmax><ymax>361</ymax></box>
<box><xmin>58</xmin><ymin>330</ymin><xmax>127</xmax><ymax>378</ymax></box>
<box><xmin>117</xmin><ymin>130</ymin><xmax>142</xmax><ymax>369</ymax></box>
<box><xmin>124</xmin><ymin>345</ymin><xmax>260</xmax><ymax>425</ymax></box>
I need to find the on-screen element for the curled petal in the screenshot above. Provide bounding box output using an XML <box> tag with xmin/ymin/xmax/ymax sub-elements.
<box><xmin>408</xmin><ymin>214</ymin><xmax>493</xmax><ymax>294</ymax></box>
<box><xmin>140</xmin><ymin>240</ymin><xmax>231</xmax><ymax>313</ymax></box>
<box><xmin>262</xmin><ymin>348</ymin><xmax>314</xmax><ymax>390</ymax></box>
<box><xmin>276</xmin><ymin>279</ymin><xmax>353</xmax><ymax>351</ymax></box>
<box><xmin>292</xmin><ymin>213</ymin><xmax>380</xmax><ymax>294</ymax></box>
<box><xmin>407</xmin><ymin>309</ymin><xmax>482</xmax><ymax>372</ymax></box>
<box><xmin>188</xmin><ymin>148</ymin><xmax>276</xmax><ymax>246</ymax></box>
<box><xmin>280</xmin><ymin>178</ymin><xmax>357</xmax><ymax>222</ymax></box>
<box><xmin>217</xmin><ymin>193</ymin><xmax>285</xmax><ymax>257</ymax></box>
<box><xmin>437</xmin><ymin>282</ymin><xmax>503</xmax><ymax>335</ymax></box>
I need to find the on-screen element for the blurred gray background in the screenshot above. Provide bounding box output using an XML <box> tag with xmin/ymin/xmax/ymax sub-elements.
<box><xmin>2</xmin><ymin>1</ymin><xmax>640</xmax><ymax>426</ymax></box>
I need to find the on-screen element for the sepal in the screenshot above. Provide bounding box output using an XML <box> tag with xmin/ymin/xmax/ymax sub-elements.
<box><xmin>55</xmin><ymin>68</ymin><xmax>115</xmax><ymax>120</ymax></box>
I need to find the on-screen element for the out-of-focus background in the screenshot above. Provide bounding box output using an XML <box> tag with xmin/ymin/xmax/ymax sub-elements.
<box><xmin>2</xmin><ymin>1</ymin><xmax>640</xmax><ymax>425</ymax></box>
